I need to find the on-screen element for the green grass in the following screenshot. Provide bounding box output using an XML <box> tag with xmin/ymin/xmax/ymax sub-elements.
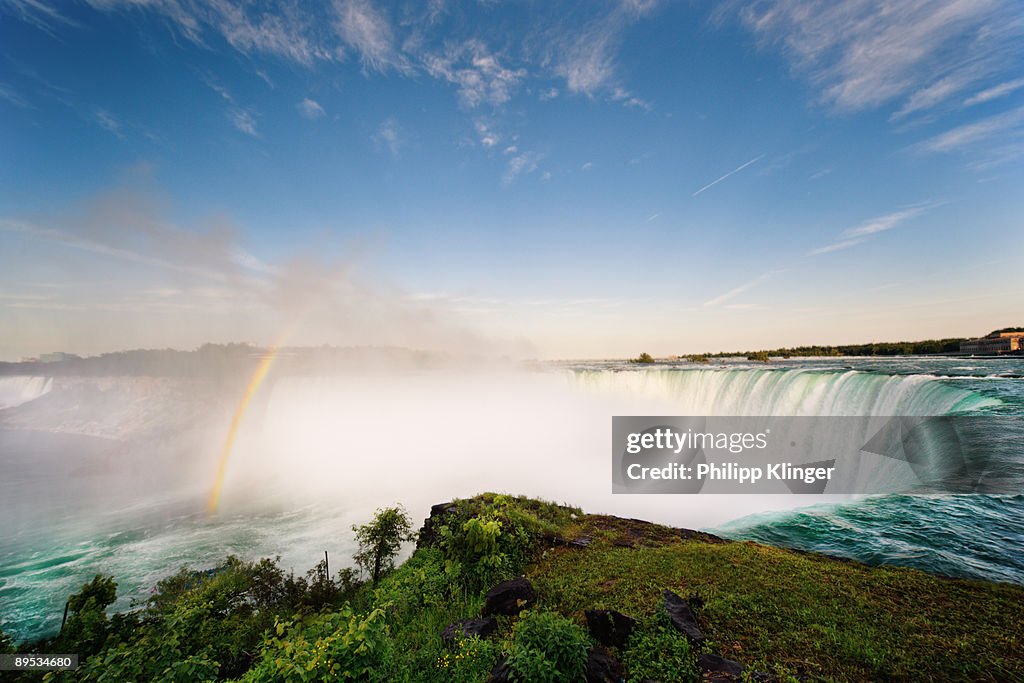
<box><xmin>527</xmin><ymin>518</ymin><xmax>1024</xmax><ymax>682</ymax></box>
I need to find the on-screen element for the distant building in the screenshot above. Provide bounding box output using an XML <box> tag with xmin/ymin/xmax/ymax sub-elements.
<box><xmin>960</xmin><ymin>331</ymin><xmax>1024</xmax><ymax>355</ymax></box>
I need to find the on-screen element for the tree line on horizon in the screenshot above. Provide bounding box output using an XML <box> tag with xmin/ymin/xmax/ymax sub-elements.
<box><xmin>689</xmin><ymin>337</ymin><xmax>969</xmax><ymax>360</ymax></box>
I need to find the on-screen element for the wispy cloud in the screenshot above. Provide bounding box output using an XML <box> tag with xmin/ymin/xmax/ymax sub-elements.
<box><xmin>891</xmin><ymin>65</ymin><xmax>986</xmax><ymax>120</ymax></box>
<box><xmin>503</xmin><ymin>151</ymin><xmax>544</xmax><ymax>185</ymax></box>
<box><xmin>474</xmin><ymin>119</ymin><xmax>500</xmax><ymax>148</ymax></box>
<box><xmin>704</xmin><ymin>269</ymin><xmax>784</xmax><ymax>307</ymax></box>
<box><xmin>808</xmin><ymin>204</ymin><xmax>935</xmax><ymax>256</ymax></box>
<box><xmin>83</xmin><ymin>0</ymin><xmax>338</xmax><ymax>65</ymax></box>
<box><xmin>212</xmin><ymin>1</ymin><xmax>337</xmax><ymax>64</ymax></box>
<box><xmin>0</xmin><ymin>82</ymin><xmax>31</xmax><ymax>108</ymax></box>
<box><xmin>916</xmin><ymin>105</ymin><xmax>1024</xmax><ymax>153</ymax></box>
<box><xmin>422</xmin><ymin>39</ymin><xmax>525</xmax><ymax>108</ymax></box>
<box><xmin>2</xmin><ymin>0</ymin><xmax>80</xmax><ymax>35</ymax></box>
<box><xmin>964</xmin><ymin>78</ymin><xmax>1024</xmax><ymax>106</ymax></box>
<box><xmin>692</xmin><ymin>155</ymin><xmax>763</xmax><ymax>196</ymax></box>
<box><xmin>93</xmin><ymin>107</ymin><xmax>124</xmax><ymax>138</ymax></box>
<box><xmin>806</xmin><ymin>238</ymin><xmax>864</xmax><ymax>256</ymax></box>
<box><xmin>375</xmin><ymin>117</ymin><xmax>403</xmax><ymax>155</ymax></box>
<box><xmin>0</xmin><ymin>218</ymin><xmax>228</xmax><ymax>281</ymax></box>
<box><xmin>228</xmin><ymin>108</ymin><xmax>259</xmax><ymax>136</ymax></box>
<box><xmin>545</xmin><ymin>0</ymin><xmax>661</xmax><ymax>99</ymax></box>
<box><xmin>722</xmin><ymin>0</ymin><xmax>1023</xmax><ymax>115</ymax></box>
<box><xmin>333</xmin><ymin>0</ymin><xmax>405</xmax><ymax>73</ymax></box>
<box><xmin>296</xmin><ymin>97</ymin><xmax>325</xmax><ymax>119</ymax></box>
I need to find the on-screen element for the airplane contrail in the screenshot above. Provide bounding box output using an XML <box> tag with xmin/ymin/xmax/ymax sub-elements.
<box><xmin>692</xmin><ymin>154</ymin><xmax>764</xmax><ymax>197</ymax></box>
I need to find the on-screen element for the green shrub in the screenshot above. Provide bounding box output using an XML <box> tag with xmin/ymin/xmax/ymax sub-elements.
<box><xmin>506</xmin><ymin>610</ymin><xmax>590</xmax><ymax>683</ymax></box>
<box><xmin>241</xmin><ymin>607</ymin><xmax>394</xmax><ymax>682</ymax></box>
<box><xmin>56</xmin><ymin>575</ymin><xmax>119</xmax><ymax>658</ymax></box>
<box><xmin>433</xmin><ymin>635</ymin><xmax>500</xmax><ymax>683</ymax></box>
<box><xmin>620</xmin><ymin>613</ymin><xmax>698</xmax><ymax>682</ymax></box>
<box><xmin>437</xmin><ymin>496</ymin><xmax>556</xmax><ymax>590</ymax></box>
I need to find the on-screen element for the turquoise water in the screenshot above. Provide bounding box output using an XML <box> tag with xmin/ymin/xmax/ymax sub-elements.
<box><xmin>1</xmin><ymin>356</ymin><xmax>1022</xmax><ymax>643</ymax></box>
<box><xmin>708</xmin><ymin>356</ymin><xmax>1024</xmax><ymax>582</ymax></box>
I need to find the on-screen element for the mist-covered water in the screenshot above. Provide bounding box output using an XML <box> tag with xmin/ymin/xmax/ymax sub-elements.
<box><xmin>1</xmin><ymin>356</ymin><xmax>1022</xmax><ymax>643</ymax></box>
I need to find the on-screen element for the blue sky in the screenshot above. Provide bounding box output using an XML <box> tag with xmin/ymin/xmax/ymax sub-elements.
<box><xmin>1</xmin><ymin>0</ymin><xmax>1022</xmax><ymax>359</ymax></box>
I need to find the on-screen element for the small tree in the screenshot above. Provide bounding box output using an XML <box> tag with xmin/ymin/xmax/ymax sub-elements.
<box><xmin>352</xmin><ymin>506</ymin><xmax>415</xmax><ymax>583</ymax></box>
<box><xmin>632</xmin><ymin>352</ymin><xmax>655</xmax><ymax>364</ymax></box>
<box><xmin>58</xmin><ymin>574</ymin><xmax>118</xmax><ymax>657</ymax></box>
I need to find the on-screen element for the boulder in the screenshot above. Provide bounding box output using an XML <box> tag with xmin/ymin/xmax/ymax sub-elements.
<box><xmin>698</xmin><ymin>654</ymin><xmax>745</xmax><ymax>681</ymax></box>
<box><xmin>585</xmin><ymin>645</ymin><xmax>625</xmax><ymax>683</ymax></box>
<box><xmin>585</xmin><ymin>609</ymin><xmax>638</xmax><ymax>648</ymax></box>
<box><xmin>441</xmin><ymin>617</ymin><xmax>498</xmax><ymax>648</ymax></box>
<box><xmin>663</xmin><ymin>589</ymin><xmax>704</xmax><ymax>644</ymax></box>
<box><xmin>482</xmin><ymin>577</ymin><xmax>537</xmax><ymax>616</ymax></box>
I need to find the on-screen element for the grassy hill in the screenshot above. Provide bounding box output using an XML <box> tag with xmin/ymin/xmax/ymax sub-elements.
<box><xmin>9</xmin><ymin>494</ymin><xmax>1022</xmax><ymax>682</ymax></box>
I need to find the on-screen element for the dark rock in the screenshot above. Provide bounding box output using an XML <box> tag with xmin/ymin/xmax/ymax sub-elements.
<box><xmin>663</xmin><ymin>589</ymin><xmax>704</xmax><ymax>644</ymax></box>
<box><xmin>482</xmin><ymin>577</ymin><xmax>537</xmax><ymax>616</ymax></box>
<box><xmin>585</xmin><ymin>609</ymin><xmax>638</xmax><ymax>648</ymax></box>
<box><xmin>585</xmin><ymin>645</ymin><xmax>625</xmax><ymax>683</ymax></box>
<box><xmin>698</xmin><ymin>654</ymin><xmax>745</xmax><ymax>680</ymax></box>
<box><xmin>417</xmin><ymin>501</ymin><xmax>458</xmax><ymax>548</ymax></box>
<box><xmin>698</xmin><ymin>654</ymin><xmax>776</xmax><ymax>682</ymax></box>
<box><xmin>486</xmin><ymin>657</ymin><xmax>511</xmax><ymax>683</ymax></box>
<box><xmin>441</xmin><ymin>617</ymin><xmax>497</xmax><ymax>648</ymax></box>
<box><xmin>540</xmin><ymin>533</ymin><xmax>594</xmax><ymax>549</ymax></box>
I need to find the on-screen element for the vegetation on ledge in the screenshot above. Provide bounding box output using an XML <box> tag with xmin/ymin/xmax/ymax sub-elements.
<box><xmin>4</xmin><ymin>494</ymin><xmax>1021</xmax><ymax>682</ymax></box>
<box><xmin>630</xmin><ymin>352</ymin><xmax>655</xmax><ymax>364</ymax></box>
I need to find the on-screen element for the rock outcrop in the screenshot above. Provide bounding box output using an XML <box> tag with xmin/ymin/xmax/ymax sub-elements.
<box><xmin>482</xmin><ymin>577</ymin><xmax>537</xmax><ymax>616</ymax></box>
<box><xmin>663</xmin><ymin>589</ymin><xmax>704</xmax><ymax>644</ymax></box>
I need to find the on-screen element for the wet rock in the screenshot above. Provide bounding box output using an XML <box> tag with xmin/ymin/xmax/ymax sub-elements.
<box><xmin>663</xmin><ymin>589</ymin><xmax>704</xmax><ymax>644</ymax></box>
<box><xmin>482</xmin><ymin>577</ymin><xmax>537</xmax><ymax>616</ymax></box>
<box><xmin>418</xmin><ymin>501</ymin><xmax>458</xmax><ymax>548</ymax></box>
<box><xmin>585</xmin><ymin>645</ymin><xmax>625</xmax><ymax>683</ymax></box>
<box><xmin>441</xmin><ymin>617</ymin><xmax>497</xmax><ymax>648</ymax></box>
<box><xmin>585</xmin><ymin>609</ymin><xmax>638</xmax><ymax>648</ymax></box>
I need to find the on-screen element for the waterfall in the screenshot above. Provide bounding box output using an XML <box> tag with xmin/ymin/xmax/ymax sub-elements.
<box><xmin>0</xmin><ymin>376</ymin><xmax>53</xmax><ymax>410</ymax></box>
<box><xmin>567</xmin><ymin>368</ymin><xmax>996</xmax><ymax>416</ymax></box>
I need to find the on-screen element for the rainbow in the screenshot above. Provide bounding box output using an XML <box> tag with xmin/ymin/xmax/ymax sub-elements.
<box><xmin>207</xmin><ymin>348</ymin><xmax>280</xmax><ymax>515</ymax></box>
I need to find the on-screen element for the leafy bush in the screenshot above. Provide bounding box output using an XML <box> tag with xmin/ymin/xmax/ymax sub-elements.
<box><xmin>434</xmin><ymin>635</ymin><xmax>500</xmax><ymax>683</ymax></box>
<box><xmin>353</xmin><ymin>506</ymin><xmax>415</xmax><ymax>583</ymax></box>
<box><xmin>632</xmin><ymin>352</ymin><xmax>655</xmax><ymax>363</ymax></box>
<box><xmin>241</xmin><ymin>607</ymin><xmax>394</xmax><ymax>682</ymax></box>
<box><xmin>506</xmin><ymin>610</ymin><xmax>590</xmax><ymax>683</ymax></box>
<box><xmin>55</xmin><ymin>575</ymin><xmax>119</xmax><ymax>658</ymax></box>
<box><xmin>372</xmin><ymin>547</ymin><xmax>452</xmax><ymax>611</ymax></box>
<box><xmin>620</xmin><ymin>613</ymin><xmax>697</xmax><ymax>682</ymax></box>
<box><xmin>436</xmin><ymin>495</ymin><xmax>565</xmax><ymax>590</ymax></box>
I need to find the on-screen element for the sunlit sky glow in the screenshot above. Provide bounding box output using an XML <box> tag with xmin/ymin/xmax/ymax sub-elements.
<box><xmin>1</xmin><ymin>0</ymin><xmax>1022</xmax><ymax>360</ymax></box>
